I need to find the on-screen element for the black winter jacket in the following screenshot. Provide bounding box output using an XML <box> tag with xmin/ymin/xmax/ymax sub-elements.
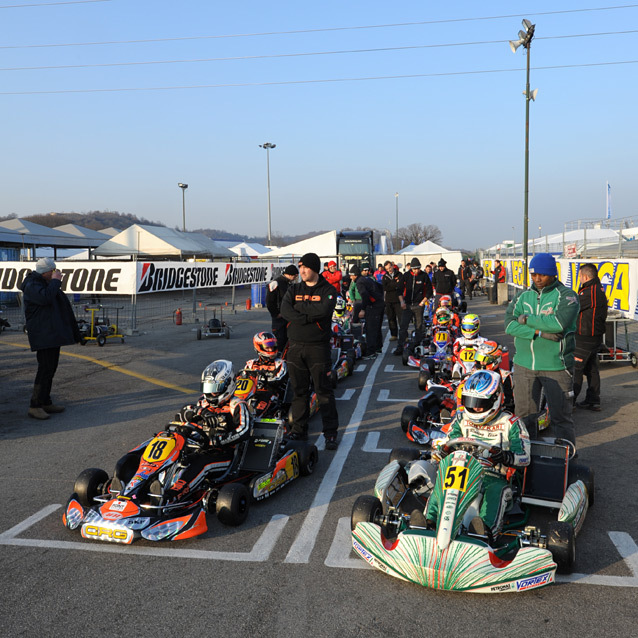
<box><xmin>403</xmin><ymin>269</ymin><xmax>434</xmax><ymax>305</ymax></box>
<box><xmin>354</xmin><ymin>275</ymin><xmax>385</xmax><ymax>310</ymax></box>
<box><xmin>577</xmin><ymin>276</ymin><xmax>608</xmax><ymax>341</ymax></box>
<box><xmin>20</xmin><ymin>271</ymin><xmax>81</xmax><ymax>351</ymax></box>
<box><xmin>432</xmin><ymin>267</ymin><xmax>457</xmax><ymax>295</ymax></box>
<box><xmin>381</xmin><ymin>270</ymin><xmax>403</xmax><ymax>303</ymax></box>
<box><xmin>280</xmin><ymin>276</ymin><xmax>338</xmax><ymax>343</ymax></box>
<box><xmin>266</xmin><ymin>274</ymin><xmax>290</xmax><ymax>319</ymax></box>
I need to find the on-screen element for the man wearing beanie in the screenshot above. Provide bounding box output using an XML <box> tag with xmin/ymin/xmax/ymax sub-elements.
<box><xmin>280</xmin><ymin>252</ymin><xmax>340</xmax><ymax>449</ymax></box>
<box><xmin>20</xmin><ymin>258</ymin><xmax>82</xmax><ymax>420</ymax></box>
<box><xmin>431</xmin><ymin>258</ymin><xmax>457</xmax><ymax>308</ymax></box>
<box><xmin>505</xmin><ymin>253</ymin><xmax>579</xmax><ymax>445</ymax></box>
<box><xmin>266</xmin><ymin>264</ymin><xmax>299</xmax><ymax>352</ymax></box>
<box><xmin>350</xmin><ymin>263</ymin><xmax>385</xmax><ymax>357</ymax></box>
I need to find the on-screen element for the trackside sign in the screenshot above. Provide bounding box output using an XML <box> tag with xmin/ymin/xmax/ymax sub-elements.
<box><xmin>0</xmin><ymin>261</ymin><xmax>292</xmax><ymax>295</ymax></box>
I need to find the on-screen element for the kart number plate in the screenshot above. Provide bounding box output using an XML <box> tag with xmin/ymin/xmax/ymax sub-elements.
<box><xmin>443</xmin><ymin>465</ymin><xmax>469</xmax><ymax>492</ymax></box>
<box><xmin>459</xmin><ymin>348</ymin><xmax>475</xmax><ymax>362</ymax></box>
<box><xmin>142</xmin><ymin>436</ymin><xmax>176</xmax><ymax>464</ymax></box>
<box><xmin>235</xmin><ymin>377</ymin><xmax>255</xmax><ymax>397</ymax></box>
<box><xmin>435</xmin><ymin>332</ymin><xmax>449</xmax><ymax>343</ymax></box>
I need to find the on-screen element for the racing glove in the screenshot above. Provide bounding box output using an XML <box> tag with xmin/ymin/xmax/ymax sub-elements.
<box><xmin>489</xmin><ymin>446</ymin><xmax>515</xmax><ymax>466</ymax></box>
<box><xmin>539</xmin><ymin>332</ymin><xmax>564</xmax><ymax>342</ymax></box>
<box><xmin>517</xmin><ymin>314</ymin><xmax>528</xmax><ymax>325</ymax></box>
<box><xmin>431</xmin><ymin>444</ymin><xmax>452</xmax><ymax>463</ymax></box>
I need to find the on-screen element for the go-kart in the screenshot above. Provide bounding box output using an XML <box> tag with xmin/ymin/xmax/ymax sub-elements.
<box><xmin>403</xmin><ymin>326</ymin><xmax>453</xmax><ymax>371</ymax></box>
<box><xmin>400</xmin><ymin>386</ymin><xmax>456</xmax><ymax>446</ymax></box>
<box><xmin>196</xmin><ymin>308</ymin><xmax>231</xmax><ymax>340</ymax></box>
<box><xmin>351</xmin><ymin>437</ymin><xmax>593</xmax><ymax>592</ymax></box>
<box><xmin>63</xmin><ymin>418</ymin><xmax>318</xmax><ymax>545</ymax></box>
<box><xmin>329</xmin><ymin>324</ymin><xmax>364</xmax><ymax>388</ymax></box>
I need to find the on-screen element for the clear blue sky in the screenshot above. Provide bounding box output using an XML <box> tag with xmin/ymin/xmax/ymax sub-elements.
<box><xmin>2</xmin><ymin>1</ymin><xmax>637</xmax><ymax>249</ymax></box>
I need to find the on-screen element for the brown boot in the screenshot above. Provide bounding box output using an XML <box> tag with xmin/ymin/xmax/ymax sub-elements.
<box><xmin>43</xmin><ymin>404</ymin><xmax>65</xmax><ymax>414</ymax></box>
<box><xmin>28</xmin><ymin>407</ymin><xmax>50</xmax><ymax>420</ymax></box>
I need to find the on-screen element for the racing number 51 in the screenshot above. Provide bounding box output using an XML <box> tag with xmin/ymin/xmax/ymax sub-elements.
<box><xmin>443</xmin><ymin>465</ymin><xmax>469</xmax><ymax>492</ymax></box>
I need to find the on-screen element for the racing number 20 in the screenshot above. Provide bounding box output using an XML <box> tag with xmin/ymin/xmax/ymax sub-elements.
<box><xmin>443</xmin><ymin>465</ymin><xmax>469</xmax><ymax>492</ymax></box>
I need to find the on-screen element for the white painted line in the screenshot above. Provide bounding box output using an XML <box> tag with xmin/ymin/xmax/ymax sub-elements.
<box><xmin>284</xmin><ymin>334</ymin><xmax>390</xmax><ymax>564</ymax></box>
<box><xmin>325</xmin><ymin>517</ymin><xmax>372</xmax><ymax>570</ymax></box>
<box><xmin>377</xmin><ymin>389</ymin><xmax>418</xmax><ymax>403</ymax></box>
<box><xmin>362</xmin><ymin>432</ymin><xmax>391</xmax><ymax>454</ymax></box>
<box><xmin>337</xmin><ymin>389</ymin><xmax>356</xmax><ymax>401</ymax></box>
<box><xmin>316</xmin><ymin>437</ymin><xmax>325</xmax><ymax>452</ymax></box>
<box><xmin>355</xmin><ymin>365</ymin><xmax>367</xmax><ymax>372</ymax></box>
<box><xmin>0</xmin><ymin>506</ymin><xmax>289</xmax><ymax>562</ymax></box>
<box><xmin>383</xmin><ymin>364</ymin><xmax>413</xmax><ymax>373</ymax></box>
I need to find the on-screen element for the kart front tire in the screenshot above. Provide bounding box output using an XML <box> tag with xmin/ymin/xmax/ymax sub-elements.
<box><xmin>216</xmin><ymin>483</ymin><xmax>250</xmax><ymax>526</ymax></box>
<box><xmin>418</xmin><ymin>369</ymin><xmax>431</xmax><ymax>390</ymax></box>
<box><xmin>351</xmin><ymin>495</ymin><xmax>382</xmax><ymax>531</ymax></box>
<box><xmin>74</xmin><ymin>468</ymin><xmax>109</xmax><ymax>507</ymax></box>
<box><xmin>547</xmin><ymin>521</ymin><xmax>575</xmax><ymax>574</ymax></box>
<box><xmin>401</xmin><ymin>406</ymin><xmax>420</xmax><ymax>433</ymax></box>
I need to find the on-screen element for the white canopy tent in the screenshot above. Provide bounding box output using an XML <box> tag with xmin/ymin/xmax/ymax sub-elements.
<box><xmin>262</xmin><ymin>230</ymin><xmax>337</xmax><ymax>262</ymax></box>
<box><xmin>230</xmin><ymin>242</ymin><xmax>270</xmax><ymax>257</ymax></box>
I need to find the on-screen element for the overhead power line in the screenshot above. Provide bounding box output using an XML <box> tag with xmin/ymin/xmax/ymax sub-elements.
<box><xmin>1</xmin><ymin>0</ymin><xmax>108</xmax><ymax>8</ymax></box>
<box><xmin>2</xmin><ymin>59</ymin><xmax>636</xmax><ymax>95</ymax></box>
<box><xmin>2</xmin><ymin>30</ymin><xmax>636</xmax><ymax>72</ymax></box>
<box><xmin>1</xmin><ymin>3</ymin><xmax>636</xmax><ymax>47</ymax></box>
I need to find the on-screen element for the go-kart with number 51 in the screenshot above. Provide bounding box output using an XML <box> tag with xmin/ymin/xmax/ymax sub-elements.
<box><xmin>63</xmin><ymin>360</ymin><xmax>318</xmax><ymax>545</ymax></box>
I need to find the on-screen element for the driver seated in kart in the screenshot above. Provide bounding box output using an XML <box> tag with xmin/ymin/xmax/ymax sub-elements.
<box><xmin>452</xmin><ymin>313</ymin><xmax>486</xmax><ymax>360</ymax></box>
<box><xmin>474</xmin><ymin>340</ymin><xmax>514</xmax><ymax>412</ymax></box>
<box><xmin>331</xmin><ymin>296</ymin><xmax>352</xmax><ymax>333</ymax></box>
<box><xmin>435</xmin><ymin>296</ymin><xmax>461</xmax><ymax>331</ymax></box>
<box><xmin>427</xmin><ymin>370</ymin><xmax>531</xmax><ymax>541</ymax></box>
<box><xmin>172</xmin><ymin>360</ymin><xmax>251</xmax><ymax>496</ymax></box>
<box><xmin>243</xmin><ymin>332</ymin><xmax>287</xmax><ymax>393</ymax></box>
<box><xmin>431</xmin><ymin>307</ymin><xmax>459</xmax><ymax>340</ymax></box>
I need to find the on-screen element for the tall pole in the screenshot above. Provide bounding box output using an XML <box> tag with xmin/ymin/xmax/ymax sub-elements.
<box><xmin>523</xmin><ymin>43</ymin><xmax>531</xmax><ymax>285</ymax></box>
<box><xmin>395</xmin><ymin>192</ymin><xmax>399</xmax><ymax>246</ymax></box>
<box><xmin>178</xmin><ymin>183</ymin><xmax>188</xmax><ymax>232</ymax></box>
<box><xmin>260</xmin><ymin>142</ymin><xmax>276</xmax><ymax>245</ymax></box>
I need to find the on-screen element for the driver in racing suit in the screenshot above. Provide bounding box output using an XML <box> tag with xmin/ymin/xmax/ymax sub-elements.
<box><xmin>243</xmin><ymin>332</ymin><xmax>287</xmax><ymax>393</ymax></box>
<box><xmin>427</xmin><ymin>370</ymin><xmax>530</xmax><ymax>540</ymax></box>
<box><xmin>451</xmin><ymin>313</ymin><xmax>486</xmax><ymax>360</ymax></box>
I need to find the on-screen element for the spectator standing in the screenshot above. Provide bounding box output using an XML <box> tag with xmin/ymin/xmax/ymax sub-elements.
<box><xmin>20</xmin><ymin>257</ymin><xmax>82</xmax><ymax>420</ymax></box>
<box><xmin>424</xmin><ymin>264</ymin><xmax>433</xmax><ymax>281</ymax></box>
<box><xmin>280</xmin><ymin>253</ymin><xmax>340</xmax><ymax>449</ymax></box>
<box><xmin>322</xmin><ymin>260</ymin><xmax>343</xmax><ymax>295</ymax></box>
<box><xmin>573</xmin><ymin>263</ymin><xmax>608</xmax><ymax>411</ymax></box>
<box><xmin>373</xmin><ymin>263</ymin><xmax>384</xmax><ymax>283</ymax></box>
<box><xmin>431</xmin><ymin>258</ymin><xmax>457</xmax><ymax>307</ymax></box>
<box><xmin>457</xmin><ymin>259</ymin><xmax>474</xmax><ymax>300</ymax></box>
<box><xmin>381</xmin><ymin>260</ymin><xmax>403</xmax><ymax>342</ymax></box>
<box><xmin>350</xmin><ymin>265</ymin><xmax>385</xmax><ymax>357</ymax></box>
<box><xmin>393</xmin><ymin>257</ymin><xmax>433</xmax><ymax>354</ymax></box>
<box><xmin>490</xmin><ymin>259</ymin><xmax>506</xmax><ymax>303</ymax></box>
<box><xmin>504</xmin><ymin>253</ymin><xmax>579</xmax><ymax>445</ymax></box>
<box><xmin>266</xmin><ymin>264</ymin><xmax>299</xmax><ymax>352</ymax></box>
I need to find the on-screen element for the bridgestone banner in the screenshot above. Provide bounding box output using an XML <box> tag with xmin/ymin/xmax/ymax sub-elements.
<box><xmin>0</xmin><ymin>261</ymin><xmax>292</xmax><ymax>295</ymax></box>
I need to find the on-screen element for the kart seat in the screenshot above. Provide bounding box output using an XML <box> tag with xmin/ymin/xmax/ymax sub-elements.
<box><xmin>208</xmin><ymin>318</ymin><xmax>222</xmax><ymax>330</ymax></box>
<box><xmin>521</xmin><ymin>441</ymin><xmax>569</xmax><ymax>507</ymax></box>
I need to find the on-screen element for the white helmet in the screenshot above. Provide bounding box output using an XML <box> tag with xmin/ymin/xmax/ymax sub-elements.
<box><xmin>200</xmin><ymin>359</ymin><xmax>235</xmax><ymax>405</ymax></box>
<box><xmin>407</xmin><ymin>460</ymin><xmax>437</xmax><ymax>497</ymax></box>
<box><xmin>334</xmin><ymin>296</ymin><xmax>346</xmax><ymax>316</ymax></box>
<box><xmin>461</xmin><ymin>370</ymin><xmax>503</xmax><ymax>426</ymax></box>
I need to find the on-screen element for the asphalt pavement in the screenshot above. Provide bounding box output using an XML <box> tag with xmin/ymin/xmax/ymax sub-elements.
<box><xmin>1</xmin><ymin>293</ymin><xmax>638</xmax><ymax>637</ymax></box>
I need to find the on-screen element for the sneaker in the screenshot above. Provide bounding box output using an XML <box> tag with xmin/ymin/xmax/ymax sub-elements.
<box><xmin>287</xmin><ymin>432</ymin><xmax>308</xmax><ymax>442</ymax></box>
<box><xmin>389</xmin><ymin>336</ymin><xmax>398</xmax><ymax>341</ymax></box>
<box><xmin>28</xmin><ymin>407</ymin><xmax>50</xmax><ymax>420</ymax></box>
<box><xmin>375</xmin><ymin>348</ymin><xmax>383</xmax><ymax>354</ymax></box>
<box><xmin>362</xmin><ymin>353</ymin><xmax>377</xmax><ymax>360</ymax></box>
<box><xmin>325</xmin><ymin>434</ymin><xmax>338</xmax><ymax>450</ymax></box>
<box><xmin>43</xmin><ymin>404</ymin><xmax>65</xmax><ymax>414</ymax></box>
<box><xmin>576</xmin><ymin>401</ymin><xmax>601</xmax><ymax>411</ymax></box>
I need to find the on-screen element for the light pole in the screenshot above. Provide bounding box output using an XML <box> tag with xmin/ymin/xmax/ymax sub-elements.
<box><xmin>395</xmin><ymin>192</ymin><xmax>399</xmax><ymax>248</ymax></box>
<box><xmin>510</xmin><ymin>19</ymin><xmax>537</xmax><ymax>286</ymax></box>
<box><xmin>178</xmin><ymin>183</ymin><xmax>188</xmax><ymax>232</ymax></box>
<box><xmin>259</xmin><ymin>142</ymin><xmax>276</xmax><ymax>245</ymax></box>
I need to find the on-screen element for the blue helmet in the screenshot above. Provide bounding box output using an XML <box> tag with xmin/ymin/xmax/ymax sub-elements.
<box><xmin>461</xmin><ymin>370</ymin><xmax>503</xmax><ymax>425</ymax></box>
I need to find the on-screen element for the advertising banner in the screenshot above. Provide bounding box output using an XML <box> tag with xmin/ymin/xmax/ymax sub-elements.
<box><xmin>482</xmin><ymin>257</ymin><xmax>638</xmax><ymax>320</ymax></box>
<box><xmin>0</xmin><ymin>261</ymin><xmax>292</xmax><ymax>295</ymax></box>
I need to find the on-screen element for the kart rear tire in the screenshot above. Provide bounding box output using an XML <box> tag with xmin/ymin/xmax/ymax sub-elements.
<box><xmin>547</xmin><ymin>521</ymin><xmax>575</xmax><ymax>574</ymax></box>
<box><xmin>216</xmin><ymin>483</ymin><xmax>250</xmax><ymax>526</ymax></box>
<box><xmin>568</xmin><ymin>464</ymin><xmax>595</xmax><ymax>507</ymax></box>
<box><xmin>196</xmin><ymin>328</ymin><xmax>202</xmax><ymax>340</ymax></box>
<box><xmin>388</xmin><ymin>447</ymin><xmax>420</xmax><ymax>466</ymax></box>
<box><xmin>351</xmin><ymin>495</ymin><xmax>382</xmax><ymax>531</ymax></box>
<box><xmin>401</xmin><ymin>406</ymin><xmax>420</xmax><ymax>433</ymax></box>
<box><xmin>287</xmin><ymin>442</ymin><xmax>319</xmax><ymax>476</ymax></box>
<box><xmin>402</xmin><ymin>349</ymin><xmax>410</xmax><ymax>367</ymax></box>
<box><xmin>418</xmin><ymin>369</ymin><xmax>431</xmax><ymax>391</ymax></box>
<box><xmin>74</xmin><ymin>468</ymin><xmax>109</xmax><ymax>507</ymax></box>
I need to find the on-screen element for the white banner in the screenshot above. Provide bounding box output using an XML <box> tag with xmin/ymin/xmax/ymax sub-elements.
<box><xmin>0</xmin><ymin>261</ymin><xmax>292</xmax><ymax>295</ymax></box>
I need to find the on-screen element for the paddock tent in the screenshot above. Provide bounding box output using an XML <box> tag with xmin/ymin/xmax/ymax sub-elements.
<box><xmin>92</xmin><ymin>224</ymin><xmax>235</xmax><ymax>259</ymax></box>
<box><xmin>54</xmin><ymin>224</ymin><xmax>111</xmax><ymax>241</ymax></box>
<box><xmin>0</xmin><ymin>218</ymin><xmax>105</xmax><ymax>248</ymax></box>
<box><xmin>230</xmin><ymin>242</ymin><xmax>270</xmax><ymax>257</ymax></box>
<box><xmin>397</xmin><ymin>240</ymin><xmax>449</xmax><ymax>255</ymax></box>
<box><xmin>262</xmin><ymin>231</ymin><xmax>337</xmax><ymax>261</ymax></box>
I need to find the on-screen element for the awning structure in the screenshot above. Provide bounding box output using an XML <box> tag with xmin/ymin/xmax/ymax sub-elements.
<box><xmin>262</xmin><ymin>231</ymin><xmax>337</xmax><ymax>260</ymax></box>
<box><xmin>0</xmin><ymin>218</ymin><xmax>106</xmax><ymax>248</ymax></box>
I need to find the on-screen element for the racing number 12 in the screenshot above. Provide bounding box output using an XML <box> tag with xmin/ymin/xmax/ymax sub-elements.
<box><xmin>443</xmin><ymin>465</ymin><xmax>469</xmax><ymax>492</ymax></box>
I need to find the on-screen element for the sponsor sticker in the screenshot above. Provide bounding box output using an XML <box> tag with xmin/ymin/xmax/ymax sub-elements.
<box><xmin>515</xmin><ymin>573</ymin><xmax>552</xmax><ymax>591</ymax></box>
<box><xmin>353</xmin><ymin>540</ymin><xmax>373</xmax><ymax>562</ymax></box>
<box><xmin>490</xmin><ymin>583</ymin><xmax>512</xmax><ymax>592</ymax></box>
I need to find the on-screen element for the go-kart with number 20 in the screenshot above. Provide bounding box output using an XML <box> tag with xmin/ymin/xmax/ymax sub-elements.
<box><xmin>63</xmin><ymin>418</ymin><xmax>318</xmax><ymax>544</ymax></box>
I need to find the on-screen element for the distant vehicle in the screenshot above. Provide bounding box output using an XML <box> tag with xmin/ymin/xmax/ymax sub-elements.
<box><xmin>337</xmin><ymin>230</ymin><xmax>374</xmax><ymax>270</ymax></box>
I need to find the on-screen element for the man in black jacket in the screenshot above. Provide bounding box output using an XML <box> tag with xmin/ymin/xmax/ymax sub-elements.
<box><xmin>432</xmin><ymin>258</ymin><xmax>457</xmax><ymax>307</ymax></box>
<box><xmin>266</xmin><ymin>264</ymin><xmax>299</xmax><ymax>352</ymax></box>
<box><xmin>457</xmin><ymin>259</ymin><xmax>473</xmax><ymax>300</ymax></box>
<box><xmin>393</xmin><ymin>257</ymin><xmax>433</xmax><ymax>355</ymax></box>
<box><xmin>280</xmin><ymin>253</ymin><xmax>340</xmax><ymax>449</ymax></box>
<box><xmin>350</xmin><ymin>264</ymin><xmax>385</xmax><ymax>357</ymax></box>
<box><xmin>20</xmin><ymin>257</ymin><xmax>82</xmax><ymax>420</ymax></box>
<box><xmin>381</xmin><ymin>260</ymin><xmax>403</xmax><ymax>341</ymax></box>
<box><xmin>573</xmin><ymin>263</ymin><xmax>608</xmax><ymax>410</ymax></box>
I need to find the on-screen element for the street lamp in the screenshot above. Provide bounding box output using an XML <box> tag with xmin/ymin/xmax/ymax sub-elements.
<box><xmin>510</xmin><ymin>18</ymin><xmax>537</xmax><ymax>286</ymax></box>
<box><xmin>395</xmin><ymin>192</ymin><xmax>399</xmax><ymax>248</ymax></box>
<box><xmin>178</xmin><ymin>183</ymin><xmax>188</xmax><ymax>232</ymax></box>
<box><xmin>259</xmin><ymin>142</ymin><xmax>276</xmax><ymax>245</ymax></box>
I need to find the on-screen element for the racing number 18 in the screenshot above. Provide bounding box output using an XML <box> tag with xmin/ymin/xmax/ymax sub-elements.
<box><xmin>148</xmin><ymin>439</ymin><xmax>168</xmax><ymax>460</ymax></box>
<box><xmin>443</xmin><ymin>465</ymin><xmax>469</xmax><ymax>492</ymax></box>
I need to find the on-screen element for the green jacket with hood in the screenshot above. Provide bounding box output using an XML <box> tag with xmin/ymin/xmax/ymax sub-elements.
<box><xmin>504</xmin><ymin>278</ymin><xmax>579</xmax><ymax>371</ymax></box>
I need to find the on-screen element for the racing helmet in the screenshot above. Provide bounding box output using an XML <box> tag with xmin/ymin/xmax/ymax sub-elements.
<box><xmin>475</xmin><ymin>340</ymin><xmax>502</xmax><ymax>371</ymax></box>
<box><xmin>439</xmin><ymin>295</ymin><xmax>453</xmax><ymax>309</ymax></box>
<box><xmin>253</xmin><ymin>331</ymin><xmax>279</xmax><ymax>360</ymax></box>
<box><xmin>334</xmin><ymin>296</ymin><xmax>346</xmax><ymax>317</ymax></box>
<box><xmin>461</xmin><ymin>370</ymin><xmax>503</xmax><ymax>426</ymax></box>
<box><xmin>461</xmin><ymin>313</ymin><xmax>480</xmax><ymax>338</ymax></box>
<box><xmin>435</xmin><ymin>308</ymin><xmax>452</xmax><ymax>327</ymax></box>
<box><xmin>200</xmin><ymin>359</ymin><xmax>236</xmax><ymax>405</ymax></box>
<box><xmin>407</xmin><ymin>460</ymin><xmax>437</xmax><ymax>498</ymax></box>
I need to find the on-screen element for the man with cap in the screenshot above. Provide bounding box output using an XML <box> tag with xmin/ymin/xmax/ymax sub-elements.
<box><xmin>280</xmin><ymin>253</ymin><xmax>340</xmax><ymax>450</ymax></box>
<box><xmin>505</xmin><ymin>253</ymin><xmax>579</xmax><ymax>445</ymax></box>
<box><xmin>350</xmin><ymin>264</ymin><xmax>385</xmax><ymax>357</ymax></box>
<box><xmin>20</xmin><ymin>257</ymin><xmax>82</xmax><ymax>420</ymax></box>
<box><xmin>266</xmin><ymin>264</ymin><xmax>299</xmax><ymax>352</ymax></box>
<box><xmin>322</xmin><ymin>260</ymin><xmax>342</xmax><ymax>295</ymax></box>
<box><xmin>431</xmin><ymin>258</ymin><xmax>457</xmax><ymax>308</ymax></box>
<box><xmin>393</xmin><ymin>257</ymin><xmax>433</xmax><ymax>355</ymax></box>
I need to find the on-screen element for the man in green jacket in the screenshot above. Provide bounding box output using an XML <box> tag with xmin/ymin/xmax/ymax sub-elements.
<box><xmin>504</xmin><ymin>253</ymin><xmax>579</xmax><ymax>445</ymax></box>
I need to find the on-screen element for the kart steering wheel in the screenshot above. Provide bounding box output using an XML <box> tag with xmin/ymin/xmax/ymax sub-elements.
<box><xmin>444</xmin><ymin>437</ymin><xmax>494</xmax><ymax>453</ymax></box>
<box><xmin>168</xmin><ymin>422</ymin><xmax>207</xmax><ymax>443</ymax></box>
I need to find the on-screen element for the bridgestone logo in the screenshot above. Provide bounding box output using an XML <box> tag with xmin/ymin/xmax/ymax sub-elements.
<box><xmin>0</xmin><ymin>266</ymin><xmax>121</xmax><ymax>292</ymax></box>
<box><xmin>223</xmin><ymin>264</ymin><xmax>269</xmax><ymax>286</ymax></box>
<box><xmin>138</xmin><ymin>263</ymin><xmax>220</xmax><ymax>292</ymax></box>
